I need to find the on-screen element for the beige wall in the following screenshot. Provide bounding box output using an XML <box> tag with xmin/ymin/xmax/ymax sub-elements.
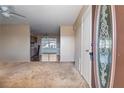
<box><xmin>0</xmin><ymin>24</ymin><xmax>30</xmax><ymax>62</ymax></box>
<box><xmin>60</xmin><ymin>26</ymin><xmax>75</xmax><ymax>62</ymax></box>
<box><xmin>74</xmin><ymin>7</ymin><xmax>83</xmax><ymax>71</ymax></box>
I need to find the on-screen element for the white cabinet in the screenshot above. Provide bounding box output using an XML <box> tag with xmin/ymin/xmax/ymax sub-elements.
<box><xmin>41</xmin><ymin>54</ymin><xmax>58</xmax><ymax>62</ymax></box>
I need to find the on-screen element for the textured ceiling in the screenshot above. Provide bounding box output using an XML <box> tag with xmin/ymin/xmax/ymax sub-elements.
<box><xmin>0</xmin><ymin>5</ymin><xmax>82</xmax><ymax>34</ymax></box>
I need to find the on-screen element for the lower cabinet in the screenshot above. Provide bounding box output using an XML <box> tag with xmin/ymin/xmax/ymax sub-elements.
<box><xmin>40</xmin><ymin>54</ymin><xmax>58</xmax><ymax>62</ymax></box>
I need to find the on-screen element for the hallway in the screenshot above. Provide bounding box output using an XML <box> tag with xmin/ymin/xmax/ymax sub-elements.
<box><xmin>0</xmin><ymin>62</ymin><xmax>89</xmax><ymax>88</ymax></box>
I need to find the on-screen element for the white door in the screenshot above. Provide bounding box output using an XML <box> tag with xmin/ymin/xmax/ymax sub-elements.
<box><xmin>81</xmin><ymin>6</ymin><xmax>92</xmax><ymax>87</ymax></box>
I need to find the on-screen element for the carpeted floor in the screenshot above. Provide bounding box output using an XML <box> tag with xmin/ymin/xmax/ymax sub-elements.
<box><xmin>0</xmin><ymin>62</ymin><xmax>89</xmax><ymax>88</ymax></box>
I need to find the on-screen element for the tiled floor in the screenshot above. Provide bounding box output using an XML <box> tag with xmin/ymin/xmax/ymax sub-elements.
<box><xmin>0</xmin><ymin>62</ymin><xmax>89</xmax><ymax>88</ymax></box>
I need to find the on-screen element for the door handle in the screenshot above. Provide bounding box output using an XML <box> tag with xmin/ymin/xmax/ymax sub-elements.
<box><xmin>89</xmin><ymin>52</ymin><xmax>93</xmax><ymax>62</ymax></box>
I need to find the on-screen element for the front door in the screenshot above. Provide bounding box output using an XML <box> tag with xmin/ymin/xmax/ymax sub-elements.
<box><xmin>93</xmin><ymin>5</ymin><xmax>116</xmax><ymax>88</ymax></box>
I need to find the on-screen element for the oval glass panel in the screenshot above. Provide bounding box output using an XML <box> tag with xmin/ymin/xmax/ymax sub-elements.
<box><xmin>95</xmin><ymin>5</ymin><xmax>115</xmax><ymax>88</ymax></box>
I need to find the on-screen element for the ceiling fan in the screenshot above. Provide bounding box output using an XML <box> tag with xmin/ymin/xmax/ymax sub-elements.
<box><xmin>0</xmin><ymin>6</ymin><xmax>26</xmax><ymax>18</ymax></box>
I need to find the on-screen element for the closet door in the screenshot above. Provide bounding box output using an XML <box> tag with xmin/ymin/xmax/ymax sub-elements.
<box><xmin>81</xmin><ymin>6</ymin><xmax>92</xmax><ymax>87</ymax></box>
<box><xmin>93</xmin><ymin>5</ymin><xmax>116</xmax><ymax>88</ymax></box>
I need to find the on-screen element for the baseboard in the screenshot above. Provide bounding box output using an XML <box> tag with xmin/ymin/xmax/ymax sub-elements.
<box><xmin>60</xmin><ymin>61</ymin><xmax>75</xmax><ymax>63</ymax></box>
<box><xmin>0</xmin><ymin>60</ymin><xmax>30</xmax><ymax>63</ymax></box>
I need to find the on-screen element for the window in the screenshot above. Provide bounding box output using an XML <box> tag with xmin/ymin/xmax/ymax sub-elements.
<box><xmin>41</xmin><ymin>37</ymin><xmax>57</xmax><ymax>54</ymax></box>
<box><xmin>41</xmin><ymin>38</ymin><xmax>57</xmax><ymax>49</ymax></box>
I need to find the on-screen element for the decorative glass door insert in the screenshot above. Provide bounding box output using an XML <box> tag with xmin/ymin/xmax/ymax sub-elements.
<box><xmin>94</xmin><ymin>5</ymin><xmax>116</xmax><ymax>88</ymax></box>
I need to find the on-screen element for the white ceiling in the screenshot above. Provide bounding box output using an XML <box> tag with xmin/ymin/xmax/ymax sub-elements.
<box><xmin>0</xmin><ymin>5</ymin><xmax>82</xmax><ymax>34</ymax></box>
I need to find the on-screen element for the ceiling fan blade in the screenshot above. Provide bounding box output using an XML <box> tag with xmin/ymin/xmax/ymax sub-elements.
<box><xmin>9</xmin><ymin>11</ymin><xmax>26</xmax><ymax>18</ymax></box>
<box><xmin>0</xmin><ymin>6</ymin><xmax>9</xmax><ymax>11</ymax></box>
<box><xmin>1</xmin><ymin>12</ymin><xmax>10</xmax><ymax>17</ymax></box>
<box><xmin>0</xmin><ymin>8</ymin><xmax>3</xmax><ymax>12</ymax></box>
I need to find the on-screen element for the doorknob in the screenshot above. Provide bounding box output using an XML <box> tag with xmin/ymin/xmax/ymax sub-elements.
<box><xmin>89</xmin><ymin>52</ymin><xmax>93</xmax><ymax>62</ymax></box>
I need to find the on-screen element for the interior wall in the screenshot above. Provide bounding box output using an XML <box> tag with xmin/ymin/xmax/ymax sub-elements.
<box><xmin>73</xmin><ymin>7</ymin><xmax>83</xmax><ymax>71</ymax></box>
<box><xmin>74</xmin><ymin>25</ymin><xmax>82</xmax><ymax>71</ymax></box>
<box><xmin>60</xmin><ymin>26</ymin><xmax>75</xmax><ymax>62</ymax></box>
<box><xmin>0</xmin><ymin>24</ymin><xmax>30</xmax><ymax>62</ymax></box>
